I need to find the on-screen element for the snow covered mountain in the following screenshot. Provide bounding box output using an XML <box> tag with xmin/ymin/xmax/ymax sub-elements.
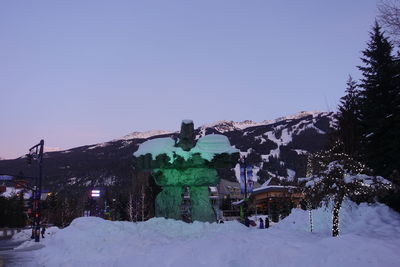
<box><xmin>121</xmin><ymin>130</ymin><xmax>174</xmax><ymax>140</ymax></box>
<box><xmin>44</xmin><ymin>146</ymin><xmax>63</xmax><ymax>153</ymax></box>
<box><xmin>198</xmin><ymin>111</ymin><xmax>335</xmax><ymax>184</ymax></box>
<box><xmin>0</xmin><ymin>111</ymin><xmax>335</xmax><ymax>188</ymax></box>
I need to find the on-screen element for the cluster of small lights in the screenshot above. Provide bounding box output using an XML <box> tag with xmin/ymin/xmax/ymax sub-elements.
<box><xmin>303</xmin><ymin>140</ymin><xmax>393</xmax><ymax>237</ymax></box>
<box><xmin>305</xmin><ymin>155</ymin><xmax>314</xmax><ymax>232</ymax></box>
<box><xmin>307</xmin><ymin>201</ymin><xmax>313</xmax><ymax>232</ymax></box>
<box><xmin>332</xmin><ymin>202</ymin><xmax>341</xmax><ymax>236</ymax></box>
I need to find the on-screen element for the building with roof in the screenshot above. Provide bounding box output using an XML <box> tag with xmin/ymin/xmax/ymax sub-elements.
<box><xmin>245</xmin><ymin>185</ymin><xmax>304</xmax><ymax>222</ymax></box>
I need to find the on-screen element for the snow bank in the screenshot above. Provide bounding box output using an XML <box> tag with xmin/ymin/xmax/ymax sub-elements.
<box><xmin>26</xmin><ymin>202</ymin><xmax>400</xmax><ymax>267</ymax></box>
<box><xmin>278</xmin><ymin>200</ymin><xmax>400</xmax><ymax>237</ymax></box>
<box><xmin>11</xmin><ymin>229</ymin><xmax>32</xmax><ymax>242</ymax></box>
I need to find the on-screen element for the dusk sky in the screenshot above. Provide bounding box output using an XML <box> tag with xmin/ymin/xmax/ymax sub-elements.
<box><xmin>1</xmin><ymin>0</ymin><xmax>379</xmax><ymax>159</ymax></box>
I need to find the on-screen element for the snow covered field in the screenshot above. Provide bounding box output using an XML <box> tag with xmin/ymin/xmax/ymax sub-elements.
<box><xmin>17</xmin><ymin>201</ymin><xmax>400</xmax><ymax>267</ymax></box>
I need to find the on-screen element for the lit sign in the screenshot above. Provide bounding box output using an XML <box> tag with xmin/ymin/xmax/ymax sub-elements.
<box><xmin>91</xmin><ymin>190</ymin><xmax>100</xmax><ymax>197</ymax></box>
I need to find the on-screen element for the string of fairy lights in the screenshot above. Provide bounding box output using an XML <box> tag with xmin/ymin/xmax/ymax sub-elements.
<box><xmin>306</xmin><ymin>156</ymin><xmax>314</xmax><ymax>233</ymax></box>
<box><xmin>303</xmin><ymin>140</ymin><xmax>391</xmax><ymax>236</ymax></box>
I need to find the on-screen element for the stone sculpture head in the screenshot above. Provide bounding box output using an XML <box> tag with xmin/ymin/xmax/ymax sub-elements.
<box><xmin>177</xmin><ymin>120</ymin><xmax>195</xmax><ymax>151</ymax></box>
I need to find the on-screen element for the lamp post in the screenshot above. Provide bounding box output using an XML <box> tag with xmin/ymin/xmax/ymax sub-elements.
<box><xmin>239</xmin><ymin>156</ymin><xmax>253</xmax><ymax>198</ymax></box>
<box><xmin>27</xmin><ymin>139</ymin><xmax>44</xmax><ymax>242</ymax></box>
<box><xmin>239</xmin><ymin>157</ymin><xmax>248</xmax><ymax>199</ymax></box>
<box><xmin>239</xmin><ymin>156</ymin><xmax>253</xmax><ymax>218</ymax></box>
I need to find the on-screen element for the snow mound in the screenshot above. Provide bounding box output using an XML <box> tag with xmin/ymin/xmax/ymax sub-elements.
<box><xmin>11</xmin><ymin>229</ymin><xmax>32</xmax><ymax>242</ymax></box>
<box><xmin>28</xmin><ymin>202</ymin><xmax>400</xmax><ymax>267</ymax></box>
<box><xmin>278</xmin><ymin>200</ymin><xmax>400</xmax><ymax>237</ymax></box>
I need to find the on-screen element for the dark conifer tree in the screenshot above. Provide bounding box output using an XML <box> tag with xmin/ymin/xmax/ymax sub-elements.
<box><xmin>336</xmin><ymin>76</ymin><xmax>361</xmax><ymax>157</ymax></box>
<box><xmin>358</xmin><ymin>22</ymin><xmax>398</xmax><ymax>177</ymax></box>
<box><xmin>390</xmin><ymin>53</ymin><xmax>400</xmax><ymax>183</ymax></box>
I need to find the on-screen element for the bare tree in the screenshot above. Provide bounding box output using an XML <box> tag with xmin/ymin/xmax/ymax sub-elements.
<box><xmin>127</xmin><ymin>193</ymin><xmax>134</xmax><ymax>222</ymax></box>
<box><xmin>378</xmin><ymin>0</ymin><xmax>400</xmax><ymax>43</ymax></box>
<box><xmin>126</xmin><ymin>186</ymin><xmax>149</xmax><ymax>222</ymax></box>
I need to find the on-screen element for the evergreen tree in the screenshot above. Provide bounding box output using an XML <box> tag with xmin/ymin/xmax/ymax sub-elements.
<box><xmin>390</xmin><ymin>53</ymin><xmax>400</xmax><ymax>182</ymax></box>
<box><xmin>358</xmin><ymin>22</ymin><xmax>399</xmax><ymax>177</ymax></box>
<box><xmin>14</xmin><ymin>193</ymin><xmax>27</xmax><ymax>227</ymax></box>
<box><xmin>336</xmin><ymin>76</ymin><xmax>361</xmax><ymax>157</ymax></box>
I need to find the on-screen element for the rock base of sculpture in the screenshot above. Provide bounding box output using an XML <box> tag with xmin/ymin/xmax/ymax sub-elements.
<box><xmin>155</xmin><ymin>186</ymin><xmax>183</xmax><ymax>220</ymax></box>
<box><xmin>190</xmin><ymin>186</ymin><xmax>216</xmax><ymax>222</ymax></box>
<box><xmin>154</xmin><ymin>168</ymin><xmax>218</xmax><ymax>222</ymax></box>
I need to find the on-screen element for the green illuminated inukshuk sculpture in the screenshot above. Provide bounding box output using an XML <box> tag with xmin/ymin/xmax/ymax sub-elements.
<box><xmin>134</xmin><ymin>120</ymin><xmax>239</xmax><ymax>222</ymax></box>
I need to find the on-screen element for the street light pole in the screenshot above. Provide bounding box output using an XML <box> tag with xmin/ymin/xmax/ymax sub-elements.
<box><xmin>239</xmin><ymin>156</ymin><xmax>254</xmax><ymax>219</ymax></box>
<box><xmin>239</xmin><ymin>156</ymin><xmax>247</xmax><ymax>220</ymax></box>
<box><xmin>27</xmin><ymin>139</ymin><xmax>44</xmax><ymax>242</ymax></box>
<box><xmin>241</xmin><ymin>157</ymin><xmax>248</xmax><ymax>199</ymax></box>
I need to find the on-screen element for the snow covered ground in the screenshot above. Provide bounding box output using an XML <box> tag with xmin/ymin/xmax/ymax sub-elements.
<box><xmin>17</xmin><ymin>200</ymin><xmax>400</xmax><ymax>267</ymax></box>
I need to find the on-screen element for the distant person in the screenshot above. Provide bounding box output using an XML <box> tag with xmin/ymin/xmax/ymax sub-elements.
<box><xmin>259</xmin><ymin>218</ymin><xmax>264</xmax><ymax>229</ymax></box>
<box><xmin>265</xmin><ymin>217</ymin><xmax>270</xmax><ymax>229</ymax></box>
<box><xmin>41</xmin><ymin>225</ymin><xmax>46</xmax><ymax>238</ymax></box>
<box><xmin>244</xmin><ymin>217</ymin><xmax>250</xmax><ymax>227</ymax></box>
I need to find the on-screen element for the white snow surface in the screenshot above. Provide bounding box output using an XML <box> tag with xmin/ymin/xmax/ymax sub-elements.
<box><xmin>0</xmin><ymin>187</ymin><xmax>32</xmax><ymax>199</ymax></box>
<box><xmin>121</xmin><ymin>130</ymin><xmax>174</xmax><ymax>140</ymax></box>
<box><xmin>12</xmin><ymin>227</ymin><xmax>60</xmax><ymax>243</ymax></box>
<box><xmin>134</xmin><ymin>135</ymin><xmax>239</xmax><ymax>162</ymax></box>
<box><xmin>199</xmin><ymin>111</ymin><xmax>327</xmax><ymax>134</ymax></box>
<box><xmin>44</xmin><ymin>146</ymin><xmax>62</xmax><ymax>152</ymax></box>
<box><xmin>22</xmin><ymin>201</ymin><xmax>400</xmax><ymax>267</ymax></box>
<box><xmin>133</xmin><ymin>137</ymin><xmax>177</xmax><ymax>160</ymax></box>
<box><xmin>87</xmin><ymin>142</ymin><xmax>111</xmax><ymax>150</ymax></box>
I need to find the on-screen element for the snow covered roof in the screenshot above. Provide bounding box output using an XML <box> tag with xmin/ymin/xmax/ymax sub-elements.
<box><xmin>232</xmin><ymin>199</ymin><xmax>245</xmax><ymax>205</ymax></box>
<box><xmin>252</xmin><ymin>185</ymin><xmax>298</xmax><ymax>194</ymax></box>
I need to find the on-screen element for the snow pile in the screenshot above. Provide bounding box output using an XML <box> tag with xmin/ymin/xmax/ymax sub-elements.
<box><xmin>278</xmin><ymin>200</ymin><xmax>400</xmax><ymax>237</ymax></box>
<box><xmin>25</xmin><ymin>201</ymin><xmax>400</xmax><ymax>267</ymax></box>
<box><xmin>11</xmin><ymin>229</ymin><xmax>33</xmax><ymax>242</ymax></box>
<box><xmin>134</xmin><ymin>135</ymin><xmax>239</xmax><ymax>162</ymax></box>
